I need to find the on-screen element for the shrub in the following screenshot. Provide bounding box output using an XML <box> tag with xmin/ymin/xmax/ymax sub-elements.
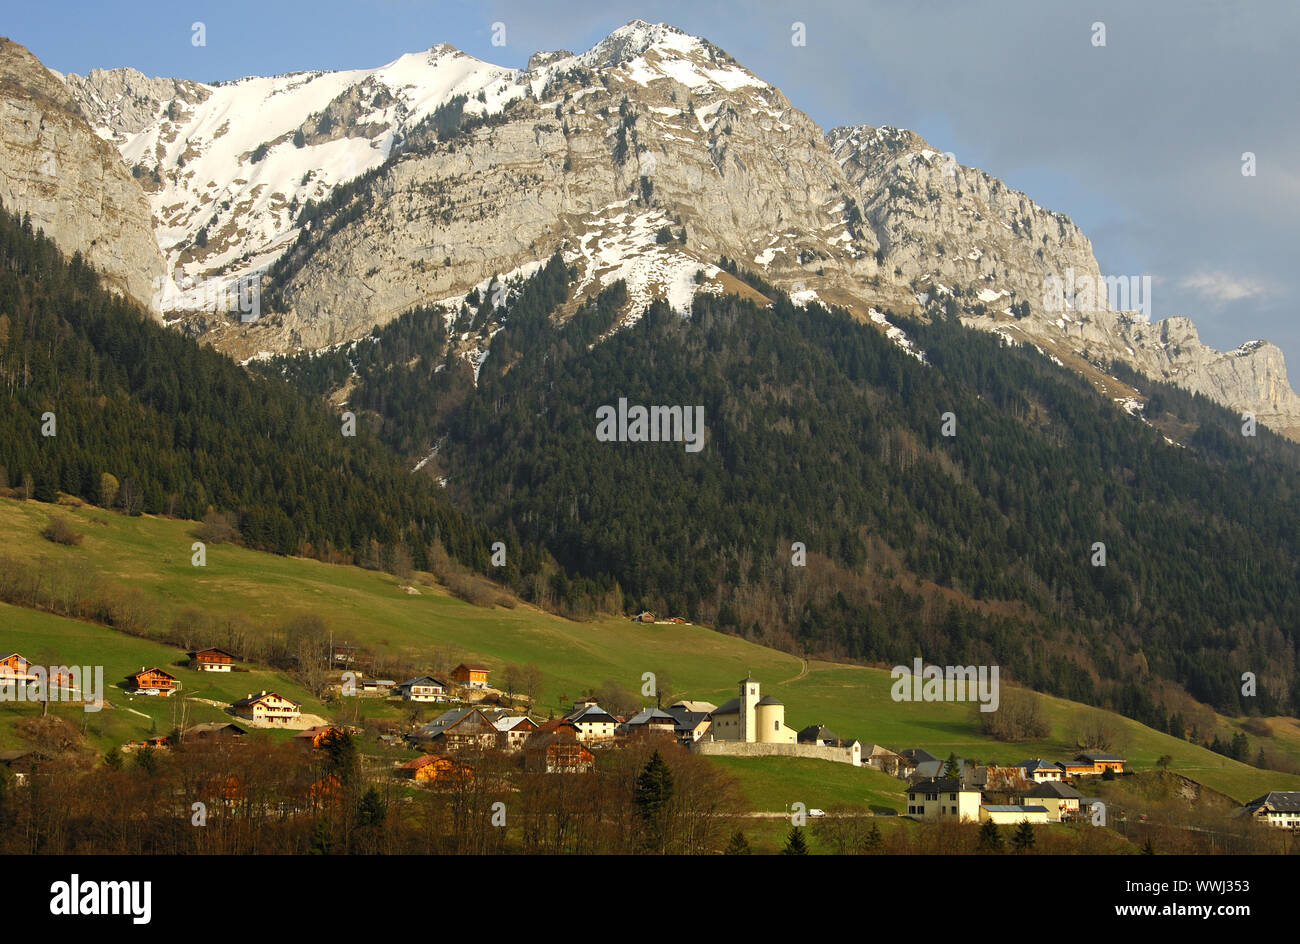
<box><xmin>41</xmin><ymin>515</ymin><xmax>83</xmax><ymax>546</ymax></box>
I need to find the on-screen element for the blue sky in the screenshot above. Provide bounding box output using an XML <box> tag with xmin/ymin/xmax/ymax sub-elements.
<box><xmin>10</xmin><ymin>1</ymin><xmax>1299</xmax><ymax>363</ymax></box>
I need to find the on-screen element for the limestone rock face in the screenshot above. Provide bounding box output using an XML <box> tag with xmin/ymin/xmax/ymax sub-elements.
<box><xmin>829</xmin><ymin>123</ymin><xmax>1300</xmax><ymax>436</ymax></box>
<box><xmin>260</xmin><ymin>27</ymin><xmax>879</xmax><ymax>350</ymax></box>
<box><xmin>0</xmin><ymin>38</ymin><xmax>164</xmax><ymax>311</ymax></box>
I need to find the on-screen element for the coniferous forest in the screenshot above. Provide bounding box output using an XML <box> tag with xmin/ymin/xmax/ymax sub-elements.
<box><xmin>6</xmin><ymin>192</ymin><xmax>1300</xmax><ymax>732</ymax></box>
<box><xmin>0</xmin><ymin>201</ymin><xmax>492</xmax><ymax>571</ymax></box>
<box><xmin>262</xmin><ymin>253</ymin><xmax>1300</xmax><ymax>727</ymax></box>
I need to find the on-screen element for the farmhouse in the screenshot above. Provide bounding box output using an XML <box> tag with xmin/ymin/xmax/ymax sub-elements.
<box><xmin>413</xmin><ymin>707</ymin><xmax>500</xmax><ymax>751</ymax></box>
<box><xmin>1235</xmin><ymin>792</ymin><xmax>1300</xmax><ymax>829</ymax></box>
<box><xmin>127</xmin><ymin>667</ymin><xmax>179</xmax><ymax>695</ymax></box>
<box><xmin>188</xmin><ymin>648</ymin><xmax>236</xmax><ymax>672</ymax></box>
<box><xmin>905</xmin><ymin>777</ymin><xmax>981</xmax><ymax>822</ymax></box>
<box><xmin>232</xmin><ymin>691</ymin><xmax>301</xmax><ymax>725</ymax></box>
<box><xmin>563</xmin><ymin>703</ymin><xmax>619</xmax><ymax>742</ymax></box>
<box><xmin>622</xmin><ymin>707</ymin><xmax>679</xmax><ymax>738</ymax></box>
<box><xmin>493</xmin><ymin>715</ymin><xmax>539</xmax><ymax>751</ymax></box>
<box><xmin>1016</xmin><ymin>759</ymin><xmax>1064</xmax><ymax>783</ymax></box>
<box><xmin>861</xmin><ymin>744</ymin><xmax>905</xmax><ymax>776</ymax></box>
<box><xmin>396</xmin><ymin>676</ymin><xmax>447</xmax><ymax>702</ymax></box>
<box><xmin>525</xmin><ymin>725</ymin><xmax>597</xmax><ymax>773</ymax></box>
<box><xmin>451</xmin><ymin>663</ymin><xmax>489</xmax><ymax>689</ymax></box>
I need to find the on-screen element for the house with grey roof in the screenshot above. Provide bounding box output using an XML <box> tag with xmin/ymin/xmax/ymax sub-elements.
<box><xmin>1235</xmin><ymin>791</ymin><xmax>1300</xmax><ymax>829</ymax></box>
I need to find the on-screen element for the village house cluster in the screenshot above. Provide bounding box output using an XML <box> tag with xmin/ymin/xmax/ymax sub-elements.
<box><xmin>894</xmin><ymin>751</ymin><xmax>1126</xmax><ymax>825</ymax></box>
<box><xmin>5</xmin><ymin>646</ymin><xmax>1297</xmax><ymax>830</ymax></box>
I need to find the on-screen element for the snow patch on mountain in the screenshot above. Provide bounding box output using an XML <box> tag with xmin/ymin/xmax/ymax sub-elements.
<box><xmin>869</xmin><ymin>308</ymin><xmax>927</xmax><ymax>364</ymax></box>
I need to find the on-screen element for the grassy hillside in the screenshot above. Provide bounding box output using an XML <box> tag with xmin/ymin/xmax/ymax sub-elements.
<box><xmin>0</xmin><ymin>496</ymin><xmax>1294</xmax><ymax>803</ymax></box>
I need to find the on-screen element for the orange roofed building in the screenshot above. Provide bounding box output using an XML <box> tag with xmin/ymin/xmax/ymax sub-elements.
<box><xmin>451</xmin><ymin>663</ymin><xmax>489</xmax><ymax>690</ymax></box>
<box><xmin>0</xmin><ymin>653</ymin><xmax>36</xmax><ymax>683</ymax></box>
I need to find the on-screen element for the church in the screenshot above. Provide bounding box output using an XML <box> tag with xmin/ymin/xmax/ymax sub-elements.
<box><xmin>706</xmin><ymin>675</ymin><xmax>797</xmax><ymax>743</ymax></box>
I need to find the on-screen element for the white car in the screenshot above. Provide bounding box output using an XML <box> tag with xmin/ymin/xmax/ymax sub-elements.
<box><xmin>808</xmin><ymin>808</ymin><xmax>826</xmax><ymax>817</ymax></box>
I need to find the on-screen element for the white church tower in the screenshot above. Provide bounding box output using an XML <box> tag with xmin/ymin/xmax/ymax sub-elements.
<box><xmin>739</xmin><ymin>674</ymin><xmax>760</xmax><ymax>743</ymax></box>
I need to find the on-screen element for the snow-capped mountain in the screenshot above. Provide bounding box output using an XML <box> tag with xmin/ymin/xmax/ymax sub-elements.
<box><xmin>8</xmin><ymin>19</ymin><xmax>1298</xmax><ymax>435</ymax></box>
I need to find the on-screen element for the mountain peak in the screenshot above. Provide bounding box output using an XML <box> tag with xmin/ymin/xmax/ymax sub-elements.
<box><xmin>578</xmin><ymin>20</ymin><xmax>705</xmax><ymax>68</ymax></box>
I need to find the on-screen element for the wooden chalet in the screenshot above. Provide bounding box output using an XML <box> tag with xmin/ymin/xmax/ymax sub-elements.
<box><xmin>188</xmin><ymin>647</ymin><xmax>236</xmax><ymax>672</ymax></box>
<box><xmin>412</xmin><ymin>707</ymin><xmax>500</xmax><ymax>751</ymax></box>
<box><xmin>0</xmin><ymin>653</ymin><xmax>36</xmax><ymax>682</ymax></box>
<box><xmin>127</xmin><ymin>667</ymin><xmax>179</xmax><ymax>695</ymax></box>
<box><xmin>524</xmin><ymin>722</ymin><xmax>595</xmax><ymax>773</ymax></box>
<box><xmin>493</xmin><ymin>715</ymin><xmax>539</xmax><ymax>751</ymax></box>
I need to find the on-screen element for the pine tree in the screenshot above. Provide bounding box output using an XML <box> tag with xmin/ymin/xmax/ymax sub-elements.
<box><xmin>782</xmin><ymin>826</ymin><xmax>809</xmax><ymax>855</ymax></box>
<box><xmin>943</xmin><ymin>752</ymin><xmax>962</xmax><ymax>779</ymax></box>
<box><xmin>862</xmin><ymin>821</ymin><xmax>883</xmax><ymax>853</ymax></box>
<box><xmin>1012</xmin><ymin>819</ymin><xmax>1036</xmax><ymax>853</ymax></box>
<box><xmin>724</xmin><ymin>829</ymin><xmax>751</xmax><ymax>855</ymax></box>
<box><xmin>633</xmin><ymin>750</ymin><xmax>675</xmax><ymax>853</ymax></box>
<box><xmin>309</xmin><ymin>820</ymin><xmax>333</xmax><ymax>855</ymax></box>
<box><xmin>356</xmin><ymin>787</ymin><xmax>385</xmax><ymax>828</ymax></box>
<box><xmin>978</xmin><ymin>818</ymin><xmax>1003</xmax><ymax>852</ymax></box>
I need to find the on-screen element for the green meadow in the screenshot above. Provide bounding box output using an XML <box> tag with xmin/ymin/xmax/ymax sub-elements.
<box><xmin>1</xmin><ymin>496</ymin><xmax>1295</xmax><ymax>804</ymax></box>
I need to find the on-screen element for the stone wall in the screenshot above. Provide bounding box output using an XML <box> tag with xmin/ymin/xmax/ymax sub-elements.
<box><xmin>691</xmin><ymin>739</ymin><xmax>860</xmax><ymax>766</ymax></box>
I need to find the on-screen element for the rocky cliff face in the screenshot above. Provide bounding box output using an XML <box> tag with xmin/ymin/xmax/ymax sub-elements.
<box><xmin>55</xmin><ymin>20</ymin><xmax>1300</xmax><ymax>436</ymax></box>
<box><xmin>828</xmin><ymin>122</ymin><xmax>1300</xmax><ymax>436</ymax></box>
<box><xmin>0</xmin><ymin>37</ymin><xmax>164</xmax><ymax>311</ymax></box>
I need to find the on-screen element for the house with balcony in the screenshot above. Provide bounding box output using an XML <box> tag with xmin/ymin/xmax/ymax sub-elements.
<box><xmin>188</xmin><ymin>648</ymin><xmax>236</xmax><ymax>672</ymax></box>
<box><xmin>396</xmin><ymin>676</ymin><xmax>447</xmax><ymax>702</ymax></box>
<box><xmin>232</xmin><ymin>690</ymin><xmax>301</xmax><ymax>725</ymax></box>
<box><xmin>127</xmin><ymin>667</ymin><xmax>179</xmax><ymax>696</ymax></box>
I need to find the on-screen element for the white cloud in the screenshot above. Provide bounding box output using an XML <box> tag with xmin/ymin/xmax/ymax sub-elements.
<box><xmin>1176</xmin><ymin>270</ymin><xmax>1277</xmax><ymax>305</ymax></box>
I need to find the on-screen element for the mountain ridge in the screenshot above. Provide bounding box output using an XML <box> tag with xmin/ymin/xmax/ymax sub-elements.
<box><xmin>2</xmin><ymin>20</ymin><xmax>1295</xmax><ymax>435</ymax></box>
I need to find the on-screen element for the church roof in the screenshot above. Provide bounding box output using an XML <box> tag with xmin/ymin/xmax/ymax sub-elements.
<box><xmin>711</xmin><ymin>697</ymin><xmax>741</xmax><ymax>716</ymax></box>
